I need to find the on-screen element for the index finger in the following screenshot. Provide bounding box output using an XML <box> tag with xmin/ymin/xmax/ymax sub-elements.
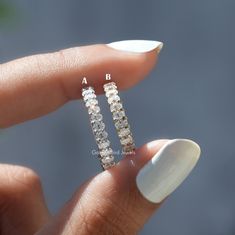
<box><xmin>0</xmin><ymin>40</ymin><xmax>163</xmax><ymax>127</ymax></box>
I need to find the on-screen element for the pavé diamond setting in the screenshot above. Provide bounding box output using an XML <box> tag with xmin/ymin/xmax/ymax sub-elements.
<box><xmin>104</xmin><ymin>82</ymin><xmax>135</xmax><ymax>154</ymax></box>
<box><xmin>82</xmin><ymin>86</ymin><xmax>115</xmax><ymax>170</ymax></box>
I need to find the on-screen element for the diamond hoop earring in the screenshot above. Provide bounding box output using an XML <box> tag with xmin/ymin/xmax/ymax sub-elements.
<box><xmin>82</xmin><ymin>86</ymin><xmax>115</xmax><ymax>170</ymax></box>
<box><xmin>103</xmin><ymin>82</ymin><xmax>135</xmax><ymax>154</ymax></box>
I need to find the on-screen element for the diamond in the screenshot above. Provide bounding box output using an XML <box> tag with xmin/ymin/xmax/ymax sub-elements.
<box><xmin>88</xmin><ymin>105</ymin><xmax>100</xmax><ymax>114</ymax></box>
<box><xmin>118</xmin><ymin>128</ymin><xmax>130</xmax><ymax>138</ymax></box>
<box><xmin>100</xmin><ymin>148</ymin><xmax>113</xmax><ymax>157</ymax></box>
<box><xmin>105</xmin><ymin>89</ymin><xmax>118</xmax><ymax>97</ymax></box>
<box><xmin>123</xmin><ymin>145</ymin><xmax>135</xmax><ymax>154</ymax></box>
<box><xmin>120</xmin><ymin>135</ymin><xmax>133</xmax><ymax>145</ymax></box>
<box><xmin>91</xmin><ymin>113</ymin><xmax>103</xmax><ymax>122</ymax></box>
<box><xmin>82</xmin><ymin>88</ymin><xmax>94</xmax><ymax>96</ymax></box>
<box><xmin>115</xmin><ymin>119</ymin><xmax>128</xmax><ymax>129</ymax></box>
<box><xmin>113</xmin><ymin>111</ymin><xmax>125</xmax><ymax>120</ymax></box>
<box><xmin>104</xmin><ymin>82</ymin><xmax>117</xmax><ymax>91</ymax></box>
<box><xmin>84</xmin><ymin>93</ymin><xmax>96</xmax><ymax>101</ymax></box>
<box><xmin>101</xmin><ymin>155</ymin><xmax>114</xmax><ymax>164</ymax></box>
<box><xmin>108</xmin><ymin>95</ymin><xmax>120</xmax><ymax>104</ymax></box>
<box><xmin>92</xmin><ymin>121</ymin><xmax>105</xmax><ymax>131</ymax></box>
<box><xmin>98</xmin><ymin>140</ymin><xmax>110</xmax><ymax>149</ymax></box>
<box><xmin>102</xmin><ymin>161</ymin><xmax>115</xmax><ymax>169</ymax></box>
<box><xmin>110</xmin><ymin>103</ymin><xmax>122</xmax><ymax>112</ymax></box>
<box><xmin>95</xmin><ymin>131</ymin><xmax>108</xmax><ymax>140</ymax></box>
<box><xmin>103</xmin><ymin>86</ymin><xmax>114</xmax><ymax>92</ymax></box>
<box><xmin>85</xmin><ymin>99</ymin><xmax>98</xmax><ymax>107</ymax></box>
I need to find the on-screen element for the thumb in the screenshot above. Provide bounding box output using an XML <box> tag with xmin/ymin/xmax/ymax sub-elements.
<box><xmin>37</xmin><ymin>139</ymin><xmax>200</xmax><ymax>235</ymax></box>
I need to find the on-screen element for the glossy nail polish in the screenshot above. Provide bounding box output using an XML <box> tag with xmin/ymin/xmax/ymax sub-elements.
<box><xmin>136</xmin><ymin>139</ymin><xmax>201</xmax><ymax>203</ymax></box>
<box><xmin>107</xmin><ymin>40</ymin><xmax>163</xmax><ymax>53</ymax></box>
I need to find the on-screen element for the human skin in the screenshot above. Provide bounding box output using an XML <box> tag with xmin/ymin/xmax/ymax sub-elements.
<box><xmin>0</xmin><ymin>42</ymin><xmax>198</xmax><ymax>235</ymax></box>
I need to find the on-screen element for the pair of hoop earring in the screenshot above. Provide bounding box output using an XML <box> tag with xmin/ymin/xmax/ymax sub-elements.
<box><xmin>82</xmin><ymin>81</ymin><xmax>135</xmax><ymax>170</ymax></box>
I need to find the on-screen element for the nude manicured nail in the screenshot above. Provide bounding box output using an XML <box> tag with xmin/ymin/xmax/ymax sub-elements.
<box><xmin>136</xmin><ymin>139</ymin><xmax>201</xmax><ymax>203</ymax></box>
<box><xmin>107</xmin><ymin>40</ymin><xmax>163</xmax><ymax>53</ymax></box>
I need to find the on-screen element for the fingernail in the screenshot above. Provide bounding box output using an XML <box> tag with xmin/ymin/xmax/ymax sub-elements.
<box><xmin>136</xmin><ymin>139</ymin><xmax>201</xmax><ymax>203</ymax></box>
<box><xmin>107</xmin><ymin>40</ymin><xmax>163</xmax><ymax>54</ymax></box>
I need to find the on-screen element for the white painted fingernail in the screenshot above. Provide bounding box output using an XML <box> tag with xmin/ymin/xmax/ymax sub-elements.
<box><xmin>136</xmin><ymin>139</ymin><xmax>201</xmax><ymax>203</ymax></box>
<box><xmin>107</xmin><ymin>40</ymin><xmax>163</xmax><ymax>53</ymax></box>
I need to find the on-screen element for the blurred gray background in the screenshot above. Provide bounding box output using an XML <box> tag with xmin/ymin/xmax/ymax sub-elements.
<box><xmin>0</xmin><ymin>0</ymin><xmax>234</xmax><ymax>234</ymax></box>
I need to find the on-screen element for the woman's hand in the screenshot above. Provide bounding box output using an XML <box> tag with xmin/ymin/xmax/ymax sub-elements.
<box><xmin>0</xmin><ymin>41</ymin><xmax>200</xmax><ymax>235</ymax></box>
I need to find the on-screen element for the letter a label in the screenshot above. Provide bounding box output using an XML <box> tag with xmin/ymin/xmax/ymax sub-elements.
<box><xmin>82</xmin><ymin>77</ymin><xmax>88</xmax><ymax>84</ymax></box>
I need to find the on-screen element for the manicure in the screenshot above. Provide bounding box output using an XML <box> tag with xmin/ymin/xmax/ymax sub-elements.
<box><xmin>136</xmin><ymin>139</ymin><xmax>201</xmax><ymax>203</ymax></box>
<box><xmin>107</xmin><ymin>40</ymin><xmax>163</xmax><ymax>54</ymax></box>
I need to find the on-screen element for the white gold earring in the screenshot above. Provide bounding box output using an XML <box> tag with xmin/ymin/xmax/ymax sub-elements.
<box><xmin>82</xmin><ymin>86</ymin><xmax>115</xmax><ymax>170</ymax></box>
<box><xmin>103</xmin><ymin>82</ymin><xmax>135</xmax><ymax>154</ymax></box>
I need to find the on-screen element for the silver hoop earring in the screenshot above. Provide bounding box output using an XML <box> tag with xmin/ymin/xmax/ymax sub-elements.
<box><xmin>82</xmin><ymin>86</ymin><xmax>115</xmax><ymax>170</ymax></box>
<box><xmin>103</xmin><ymin>82</ymin><xmax>135</xmax><ymax>154</ymax></box>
